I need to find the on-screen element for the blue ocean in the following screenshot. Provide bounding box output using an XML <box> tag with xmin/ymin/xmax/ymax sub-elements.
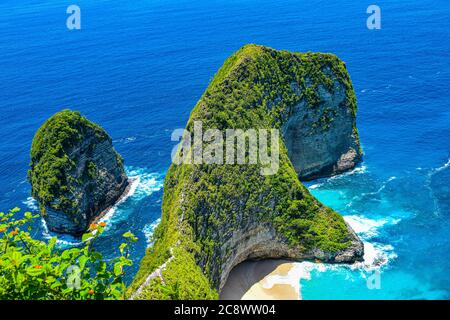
<box><xmin>0</xmin><ymin>0</ymin><xmax>449</xmax><ymax>299</ymax></box>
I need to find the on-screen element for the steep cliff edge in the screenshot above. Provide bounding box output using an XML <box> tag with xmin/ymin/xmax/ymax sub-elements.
<box><xmin>130</xmin><ymin>45</ymin><xmax>364</xmax><ymax>299</ymax></box>
<box><xmin>28</xmin><ymin>110</ymin><xmax>129</xmax><ymax>235</ymax></box>
<box><xmin>282</xmin><ymin>61</ymin><xmax>362</xmax><ymax>180</ymax></box>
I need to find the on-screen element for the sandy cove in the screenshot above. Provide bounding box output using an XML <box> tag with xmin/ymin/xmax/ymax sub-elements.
<box><xmin>220</xmin><ymin>259</ymin><xmax>304</xmax><ymax>300</ymax></box>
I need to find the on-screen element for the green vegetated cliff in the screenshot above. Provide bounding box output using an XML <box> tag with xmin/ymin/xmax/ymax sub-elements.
<box><xmin>129</xmin><ymin>44</ymin><xmax>363</xmax><ymax>299</ymax></box>
<box><xmin>28</xmin><ymin>110</ymin><xmax>129</xmax><ymax>235</ymax></box>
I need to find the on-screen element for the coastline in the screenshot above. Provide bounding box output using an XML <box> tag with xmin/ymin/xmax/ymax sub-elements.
<box><xmin>92</xmin><ymin>176</ymin><xmax>139</xmax><ymax>225</ymax></box>
<box><xmin>220</xmin><ymin>260</ymin><xmax>304</xmax><ymax>300</ymax></box>
<box><xmin>41</xmin><ymin>175</ymin><xmax>143</xmax><ymax>245</ymax></box>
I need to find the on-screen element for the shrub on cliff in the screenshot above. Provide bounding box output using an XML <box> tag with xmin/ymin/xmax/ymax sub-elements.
<box><xmin>0</xmin><ymin>208</ymin><xmax>137</xmax><ymax>300</ymax></box>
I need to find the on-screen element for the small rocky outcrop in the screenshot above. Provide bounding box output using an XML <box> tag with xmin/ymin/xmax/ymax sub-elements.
<box><xmin>131</xmin><ymin>45</ymin><xmax>364</xmax><ymax>300</ymax></box>
<box><xmin>28</xmin><ymin>110</ymin><xmax>129</xmax><ymax>236</ymax></box>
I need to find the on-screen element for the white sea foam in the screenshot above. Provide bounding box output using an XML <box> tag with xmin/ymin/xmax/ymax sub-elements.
<box><xmin>288</xmin><ymin>240</ymin><xmax>396</xmax><ymax>286</ymax></box>
<box><xmin>126</xmin><ymin>167</ymin><xmax>164</xmax><ymax>201</ymax></box>
<box><xmin>23</xmin><ymin>197</ymin><xmax>83</xmax><ymax>247</ymax></box>
<box><xmin>344</xmin><ymin>215</ymin><xmax>399</xmax><ymax>239</ymax></box>
<box><xmin>343</xmin><ymin>215</ymin><xmax>398</xmax><ymax>269</ymax></box>
<box><xmin>98</xmin><ymin>175</ymin><xmax>141</xmax><ymax>225</ymax></box>
<box><xmin>41</xmin><ymin>219</ymin><xmax>83</xmax><ymax>247</ymax></box>
<box><xmin>283</xmin><ymin>166</ymin><xmax>403</xmax><ymax>293</ymax></box>
<box><xmin>96</xmin><ymin>167</ymin><xmax>163</xmax><ymax>227</ymax></box>
<box><xmin>125</xmin><ymin>137</ymin><xmax>136</xmax><ymax>143</ymax></box>
<box><xmin>22</xmin><ymin>197</ymin><xmax>38</xmax><ymax>211</ymax></box>
<box><xmin>114</xmin><ymin>136</ymin><xmax>137</xmax><ymax>144</ymax></box>
<box><xmin>358</xmin><ymin>242</ymin><xmax>396</xmax><ymax>270</ymax></box>
<box><xmin>429</xmin><ymin>159</ymin><xmax>450</xmax><ymax>177</ymax></box>
<box><xmin>327</xmin><ymin>165</ymin><xmax>368</xmax><ymax>181</ymax></box>
<box><xmin>305</xmin><ymin>166</ymin><xmax>399</xmax><ymax>272</ymax></box>
<box><xmin>345</xmin><ymin>215</ymin><xmax>386</xmax><ymax>238</ymax></box>
<box><xmin>259</xmin><ymin>263</ymin><xmax>311</xmax><ymax>299</ymax></box>
<box><xmin>143</xmin><ymin>218</ymin><xmax>161</xmax><ymax>248</ymax></box>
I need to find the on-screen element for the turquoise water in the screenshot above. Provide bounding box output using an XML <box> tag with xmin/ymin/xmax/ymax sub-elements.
<box><xmin>301</xmin><ymin>161</ymin><xmax>450</xmax><ymax>299</ymax></box>
<box><xmin>0</xmin><ymin>0</ymin><xmax>449</xmax><ymax>297</ymax></box>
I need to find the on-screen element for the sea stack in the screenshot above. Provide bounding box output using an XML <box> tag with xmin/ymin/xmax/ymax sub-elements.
<box><xmin>130</xmin><ymin>44</ymin><xmax>364</xmax><ymax>300</ymax></box>
<box><xmin>28</xmin><ymin>110</ymin><xmax>129</xmax><ymax>236</ymax></box>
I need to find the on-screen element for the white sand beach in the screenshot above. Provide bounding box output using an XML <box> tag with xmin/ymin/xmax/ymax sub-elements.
<box><xmin>220</xmin><ymin>260</ymin><xmax>305</xmax><ymax>300</ymax></box>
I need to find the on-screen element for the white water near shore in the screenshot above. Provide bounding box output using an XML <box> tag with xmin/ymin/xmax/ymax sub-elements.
<box><xmin>23</xmin><ymin>167</ymin><xmax>163</xmax><ymax>248</ymax></box>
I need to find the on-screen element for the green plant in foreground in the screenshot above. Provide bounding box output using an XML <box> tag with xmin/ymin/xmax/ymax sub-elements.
<box><xmin>0</xmin><ymin>208</ymin><xmax>137</xmax><ymax>300</ymax></box>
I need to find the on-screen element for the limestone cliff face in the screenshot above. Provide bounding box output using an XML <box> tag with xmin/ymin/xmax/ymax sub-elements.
<box><xmin>282</xmin><ymin>68</ymin><xmax>362</xmax><ymax>180</ymax></box>
<box><xmin>131</xmin><ymin>45</ymin><xmax>364</xmax><ymax>300</ymax></box>
<box><xmin>28</xmin><ymin>110</ymin><xmax>129</xmax><ymax>236</ymax></box>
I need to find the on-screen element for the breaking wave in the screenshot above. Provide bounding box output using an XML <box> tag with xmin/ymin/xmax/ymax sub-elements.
<box><xmin>143</xmin><ymin>218</ymin><xmax>161</xmax><ymax>248</ymax></box>
<box><xmin>23</xmin><ymin>166</ymin><xmax>164</xmax><ymax>248</ymax></box>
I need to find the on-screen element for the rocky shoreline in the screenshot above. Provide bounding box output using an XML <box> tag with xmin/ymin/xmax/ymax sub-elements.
<box><xmin>91</xmin><ymin>176</ymin><xmax>138</xmax><ymax>225</ymax></box>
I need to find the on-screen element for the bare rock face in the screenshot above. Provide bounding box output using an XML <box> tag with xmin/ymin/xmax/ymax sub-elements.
<box><xmin>28</xmin><ymin>110</ymin><xmax>129</xmax><ymax>236</ymax></box>
<box><xmin>282</xmin><ymin>68</ymin><xmax>362</xmax><ymax>180</ymax></box>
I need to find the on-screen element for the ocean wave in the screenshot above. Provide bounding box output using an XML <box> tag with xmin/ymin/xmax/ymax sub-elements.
<box><xmin>143</xmin><ymin>218</ymin><xmax>161</xmax><ymax>248</ymax></box>
<box><xmin>345</xmin><ymin>215</ymin><xmax>388</xmax><ymax>239</ymax></box>
<box><xmin>308</xmin><ymin>183</ymin><xmax>323</xmax><ymax>190</ymax></box>
<box><xmin>327</xmin><ymin>164</ymin><xmax>368</xmax><ymax>182</ymax></box>
<box><xmin>343</xmin><ymin>215</ymin><xmax>398</xmax><ymax>270</ymax></box>
<box><xmin>125</xmin><ymin>137</ymin><xmax>137</xmax><ymax>143</ymax></box>
<box><xmin>354</xmin><ymin>242</ymin><xmax>397</xmax><ymax>270</ymax></box>
<box><xmin>95</xmin><ymin>167</ymin><xmax>163</xmax><ymax>227</ymax></box>
<box><xmin>306</xmin><ymin>165</ymin><xmax>369</xmax><ymax>192</ymax></box>
<box><xmin>97</xmin><ymin>174</ymin><xmax>141</xmax><ymax>225</ymax></box>
<box><xmin>363</xmin><ymin>175</ymin><xmax>396</xmax><ymax>197</ymax></box>
<box><xmin>22</xmin><ymin>197</ymin><xmax>38</xmax><ymax>211</ymax></box>
<box><xmin>428</xmin><ymin>159</ymin><xmax>450</xmax><ymax>177</ymax></box>
<box><xmin>41</xmin><ymin>219</ymin><xmax>83</xmax><ymax>247</ymax></box>
<box><xmin>113</xmin><ymin>136</ymin><xmax>137</xmax><ymax>144</ymax></box>
<box><xmin>93</xmin><ymin>168</ymin><xmax>164</xmax><ymax>239</ymax></box>
<box><xmin>344</xmin><ymin>214</ymin><xmax>399</xmax><ymax>240</ymax></box>
<box><xmin>291</xmin><ymin>240</ymin><xmax>396</xmax><ymax>288</ymax></box>
<box><xmin>126</xmin><ymin>167</ymin><xmax>164</xmax><ymax>201</ymax></box>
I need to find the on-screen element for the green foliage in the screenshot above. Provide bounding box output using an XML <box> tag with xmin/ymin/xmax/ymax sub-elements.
<box><xmin>133</xmin><ymin>246</ymin><xmax>218</xmax><ymax>300</ymax></box>
<box><xmin>28</xmin><ymin>109</ymin><xmax>110</xmax><ymax>215</ymax></box>
<box><xmin>0</xmin><ymin>208</ymin><xmax>137</xmax><ymax>300</ymax></box>
<box><xmin>86</xmin><ymin>161</ymin><xmax>98</xmax><ymax>179</ymax></box>
<box><xmin>191</xmin><ymin>44</ymin><xmax>358</xmax><ymax>131</ymax></box>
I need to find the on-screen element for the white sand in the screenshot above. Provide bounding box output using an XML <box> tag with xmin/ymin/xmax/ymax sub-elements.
<box><xmin>220</xmin><ymin>260</ymin><xmax>303</xmax><ymax>300</ymax></box>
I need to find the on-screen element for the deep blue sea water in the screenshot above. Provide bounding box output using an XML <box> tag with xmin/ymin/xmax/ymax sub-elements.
<box><xmin>0</xmin><ymin>0</ymin><xmax>449</xmax><ymax>298</ymax></box>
